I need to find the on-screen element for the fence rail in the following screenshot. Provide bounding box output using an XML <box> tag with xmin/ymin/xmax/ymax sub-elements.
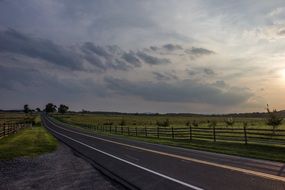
<box><xmin>53</xmin><ymin>118</ymin><xmax>285</xmax><ymax>146</ymax></box>
<box><xmin>0</xmin><ymin>123</ymin><xmax>32</xmax><ymax>138</ymax></box>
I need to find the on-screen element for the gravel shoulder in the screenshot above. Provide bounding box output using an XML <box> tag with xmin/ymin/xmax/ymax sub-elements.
<box><xmin>0</xmin><ymin>143</ymin><xmax>125</xmax><ymax>190</ymax></box>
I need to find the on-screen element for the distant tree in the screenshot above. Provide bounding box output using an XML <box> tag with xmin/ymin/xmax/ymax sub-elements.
<box><xmin>119</xmin><ymin>118</ymin><xmax>126</xmax><ymax>126</ymax></box>
<box><xmin>185</xmin><ymin>121</ymin><xmax>191</xmax><ymax>127</ymax></box>
<box><xmin>243</xmin><ymin>121</ymin><xmax>248</xmax><ymax>128</ymax></box>
<box><xmin>36</xmin><ymin>108</ymin><xmax>41</xmax><ymax>112</ymax></box>
<box><xmin>156</xmin><ymin>119</ymin><xmax>170</xmax><ymax>127</ymax></box>
<box><xmin>191</xmin><ymin>120</ymin><xmax>199</xmax><ymax>127</ymax></box>
<box><xmin>24</xmin><ymin>104</ymin><xmax>30</xmax><ymax>114</ymax></box>
<box><xmin>45</xmin><ymin>103</ymin><xmax>57</xmax><ymax>114</ymax></box>
<box><xmin>208</xmin><ymin>121</ymin><xmax>217</xmax><ymax>128</ymax></box>
<box><xmin>266</xmin><ymin>104</ymin><xmax>283</xmax><ymax>134</ymax></box>
<box><xmin>58</xmin><ymin>104</ymin><xmax>69</xmax><ymax>114</ymax></box>
<box><xmin>224</xmin><ymin>117</ymin><xmax>235</xmax><ymax>128</ymax></box>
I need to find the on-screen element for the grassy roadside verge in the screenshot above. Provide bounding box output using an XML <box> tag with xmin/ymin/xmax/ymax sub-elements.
<box><xmin>52</xmin><ymin>118</ymin><xmax>285</xmax><ymax>162</ymax></box>
<box><xmin>0</xmin><ymin>125</ymin><xmax>58</xmax><ymax>160</ymax></box>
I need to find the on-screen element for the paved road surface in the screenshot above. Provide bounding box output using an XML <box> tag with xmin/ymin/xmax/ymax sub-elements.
<box><xmin>42</xmin><ymin>116</ymin><xmax>285</xmax><ymax>190</ymax></box>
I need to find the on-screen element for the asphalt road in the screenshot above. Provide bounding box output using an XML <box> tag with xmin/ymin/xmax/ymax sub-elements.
<box><xmin>42</xmin><ymin>116</ymin><xmax>285</xmax><ymax>190</ymax></box>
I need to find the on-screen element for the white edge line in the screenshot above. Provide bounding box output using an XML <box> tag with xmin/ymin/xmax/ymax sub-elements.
<box><xmin>44</xmin><ymin>119</ymin><xmax>204</xmax><ymax>190</ymax></box>
<box><xmin>46</xmin><ymin>117</ymin><xmax>285</xmax><ymax>182</ymax></box>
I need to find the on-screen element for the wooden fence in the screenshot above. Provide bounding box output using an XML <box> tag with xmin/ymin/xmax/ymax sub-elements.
<box><xmin>0</xmin><ymin>123</ymin><xmax>32</xmax><ymax>138</ymax></box>
<box><xmin>52</xmin><ymin>118</ymin><xmax>285</xmax><ymax>146</ymax></box>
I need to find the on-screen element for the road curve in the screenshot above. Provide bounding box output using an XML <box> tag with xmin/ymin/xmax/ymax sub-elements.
<box><xmin>42</xmin><ymin>116</ymin><xmax>285</xmax><ymax>190</ymax></box>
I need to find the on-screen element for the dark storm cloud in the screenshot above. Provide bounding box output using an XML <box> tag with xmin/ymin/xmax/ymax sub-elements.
<box><xmin>185</xmin><ymin>47</ymin><xmax>215</xmax><ymax>56</ymax></box>
<box><xmin>136</xmin><ymin>51</ymin><xmax>171</xmax><ymax>65</ymax></box>
<box><xmin>186</xmin><ymin>68</ymin><xmax>216</xmax><ymax>77</ymax></box>
<box><xmin>152</xmin><ymin>71</ymin><xmax>178</xmax><ymax>81</ymax></box>
<box><xmin>162</xmin><ymin>44</ymin><xmax>183</xmax><ymax>51</ymax></box>
<box><xmin>150</xmin><ymin>46</ymin><xmax>159</xmax><ymax>51</ymax></box>
<box><xmin>82</xmin><ymin>42</ymin><xmax>111</xmax><ymax>59</ymax></box>
<box><xmin>104</xmin><ymin>77</ymin><xmax>252</xmax><ymax>106</ymax></box>
<box><xmin>0</xmin><ymin>28</ymin><xmax>176</xmax><ymax>72</ymax></box>
<box><xmin>0</xmin><ymin>29</ymin><xmax>83</xmax><ymax>70</ymax></box>
<box><xmin>0</xmin><ymin>65</ymin><xmax>38</xmax><ymax>90</ymax></box>
<box><xmin>121</xmin><ymin>51</ymin><xmax>141</xmax><ymax>67</ymax></box>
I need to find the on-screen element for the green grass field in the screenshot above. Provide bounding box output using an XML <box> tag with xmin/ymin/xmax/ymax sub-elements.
<box><xmin>0</xmin><ymin>112</ymin><xmax>58</xmax><ymax>160</ymax></box>
<box><xmin>0</xmin><ymin>125</ymin><xmax>58</xmax><ymax>160</ymax></box>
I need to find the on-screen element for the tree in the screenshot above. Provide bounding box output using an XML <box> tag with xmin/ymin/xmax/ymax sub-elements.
<box><xmin>208</xmin><ymin>121</ymin><xmax>217</xmax><ymax>128</ymax></box>
<box><xmin>36</xmin><ymin>108</ymin><xmax>41</xmax><ymax>112</ymax></box>
<box><xmin>266</xmin><ymin>104</ymin><xmax>283</xmax><ymax>134</ymax></box>
<box><xmin>191</xmin><ymin>120</ymin><xmax>199</xmax><ymax>127</ymax></box>
<box><xmin>24</xmin><ymin>104</ymin><xmax>30</xmax><ymax>114</ymax></box>
<box><xmin>224</xmin><ymin>117</ymin><xmax>235</xmax><ymax>128</ymax></box>
<box><xmin>45</xmin><ymin>103</ymin><xmax>57</xmax><ymax>113</ymax></box>
<box><xmin>58</xmin><ymin>104</ymin><xmax>69</xmax><ymax>114</ymax></box>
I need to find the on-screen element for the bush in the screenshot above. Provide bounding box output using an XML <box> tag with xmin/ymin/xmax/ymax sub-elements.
<box><xmin>156</xmin><ymin>119</ymin><xmax>170</xmax><ymax>127</ymax></box>
<box><xmin>191</xmin><ymin>120</ymin><xmax>199</xmax><ymax>127</ymax></box>
<box><xmin>224</xmin><ymin>117</ymin><xmax>235</xmax><ymax>128</ymax></box>
<box><xmin>119</xmin><ymin>119</ymin><xmax>126</xmax><ymax>126</ymax></box>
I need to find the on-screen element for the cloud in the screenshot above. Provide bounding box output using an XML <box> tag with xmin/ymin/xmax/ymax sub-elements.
<box><xmin>0</xmin><ymin>28</ymin><xmax>178</xmax><ymax>72</ymax></box>
<box><xmin>121</xmin><ymin>51</ymin><xmax>141</xmax><ymax>67</ymax></box>
<box><xmin>82</xmin><ymin>42</ymin><xmax>111</xmax><ymax>59</ymax></box>
<box><xmin>203</xmin><ymin>68</ymin><xmax>215</xmax><ymax>75</ymax></box>
<box><xmin>185</xmin><ymin>47</ymin><xmax>215</xmax><ymax>57</ymax></box>
<box><xmin>0</xmin><ymin>28</ymin><xmax>83</xmax><ymax>70</ymax></box>
<box><xmin>162</xmin><ymin>44</ymin><xmax>183</xmax><ymax>51</ymax></box>
<box><xmin>152</xmin><ymin>71</ymin><xmax>178</xmax><ymax>81</ymax></box>
<box><xmin>105</xmin><ymin>77</ymin><xmax>252</xmax><ymax>106</ymax></box>
<box><xmin>278</xmin><ymin>29</ymin><xmax>285</xmax><ymax>35</ymax></box>
<box><xmin>136</xmin><ymin>51</ymin><xmax>171</xmax><ymax>65</ymax></box>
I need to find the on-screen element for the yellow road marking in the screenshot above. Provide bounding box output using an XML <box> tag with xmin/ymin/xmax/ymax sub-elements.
<box><xmin>47</xmin><ymin>117</ymin><xmax>285</xmax><ymax>183</ymax></box>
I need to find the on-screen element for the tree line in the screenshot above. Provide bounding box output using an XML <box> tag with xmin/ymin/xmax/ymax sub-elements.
<box><xmin>23</xmin><ymin>103</ymin><xmax>69</xmax><ymax>114</ymax></box>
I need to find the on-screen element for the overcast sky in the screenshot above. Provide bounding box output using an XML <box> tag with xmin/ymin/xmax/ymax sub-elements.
<box><xmin>1</xmin><ymin>0</ymin><xmax>285</xmax><ymax>113</ymax></box>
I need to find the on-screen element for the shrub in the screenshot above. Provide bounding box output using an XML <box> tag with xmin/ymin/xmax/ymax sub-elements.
<box><xmin>191</xmin><ymin>120</ymin><xmax>199</xmax><ymax>127</ymax></box>
<box><xmin>208</xmin><ymin>121</ymin><xmax>217</xmax><ymax>128</ymax></box>
<box><xmin>156</xmin><ymin>119</ymin><xmax>170</xmax><ymax>127</ymax></box>
<box><xmin>224</xmin><ymin>117</ymin><xmax>235</xmax><ymax>128</ymax></box>
<box><xmin>119</xmin><ymin>119</ymin><xmax>126</xmax><ymax>126</ymax></box>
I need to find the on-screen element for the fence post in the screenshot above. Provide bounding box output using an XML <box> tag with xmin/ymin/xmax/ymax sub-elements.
<box><xmin>171</xmin><ymin>127</ymin><xmax>174</xmax><ymax>139</ymax></box>
<box><xmin>243</xmin><ymin>125</ymin><xmax>248</xmax><ymax>145</ymax></box>
<box><xmin>213</xmin><ymin>125</ymin><xmax>216</xmax><ymax>142</ymax></box>
<box><xmin>189</xmin><ymin>125</ymin><xmax>192</xmax><ymax>141</ymax></box>
<box><xmin>110</xmin><ymin>126</ymin><xmax>112</xmax><ymax>133</ymax></box>
<box><xmin>157</xmin><ymin>127</ymin><xmax>159</xmax><ymax>138</ymax></box>
<box><xmin>3</xmin><ymin>123</ymin><xmax>5</xmax><ymax>136</ymax></box>
<box><xmin>145</xmin><ymin>126</ymin><xmax>147</xmax><ymax>137</ymax></box>
<box><xmin>135</xmin><ymin>127</ymin><xmax>137</xmax><ymax>136</ymax></box>
<box><xmin>128</xmin><ymin>127</ymin><xmax>130</xmax><ymax>136</ymax></box>
<box><xmin>121</xmin><ymin>126</ymin><xmax>123</xmax><ymax>134</ymax></box>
